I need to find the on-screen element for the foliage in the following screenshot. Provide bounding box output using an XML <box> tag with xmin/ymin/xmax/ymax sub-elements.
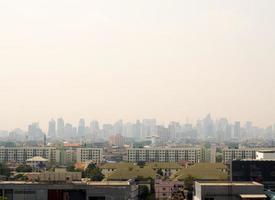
<box><xmin>204</xmin><ymin>142</ymin><xmax>211</xmax><ymax>149</ymax></box>
<box><xmin>0</xmin><ymin>163</ymin><xmax>11</xmax><ymax>177</ymax></box>
<box><xmin>0</xmin><ymin>197</ymin><xmax>7</xmax><ymax>200</ymax></box>
<box><xmin>137</xmin><ymin>161</ymin><xmax>146</xmax><ymax>168</ymax></box>
<box><xmin>156</xmin><ymin>168</ymin><xmax>163</xmax><ymax>176</ymax></box>
<box><xmin>138</xmin><ymin>185</ymin><xmax>150</xmax><ymax>200</ymax></box>
<box><xmin>133</xmin><ymin>141</ymin><xmax>151</xmax><ymax>148</ymax></box>
<box><xmin>66</xmin><ymin>165</ymin><xmax>81</xmax><ymax>172</ymax></box>
<box><xmin>84</xmin><ymin>163</ymin><xmax>104</xmax><ymax>181</ymax></box>
<box><xmin>184</xmin><ymin>174</ymin><xmax>196</xmax><ymax>190</ymax></box>
<box><xmin>14</xmin><ymin>174</ymin><xmax>28</xmax><ymax>181</ymax></box>
<box><xmin>16</xmin><ymin>164</ymin><xmax>32</xmax><ymax>172</ymax></box>
<box><xmin>216</xmin><ymin>154</ymin><xmax>223</xmax><ymax>163</ymax></box>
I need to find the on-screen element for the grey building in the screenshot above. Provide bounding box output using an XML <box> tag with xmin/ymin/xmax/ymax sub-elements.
<box><xmin>193</xmin><ymin>181</ymin><xmax>266</xmax><ymax>200</ymax></box>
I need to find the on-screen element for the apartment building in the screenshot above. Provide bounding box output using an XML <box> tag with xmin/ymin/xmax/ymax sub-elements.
<box><xmin>76</xmin><ymin>148</ymin><xmax>103</xmax><ymax>163</ymax></box>
<box><xmin>0</xmin><ymin>147</ymin><xmax>57</xmax><ymax>163</ymax></box>
<box><xmin>222</xmin><ymin>149</ymin><xmax>256</xmax><ymax>163</ymax></box>
<box><xmin>127</xmin><ymin>148</ymin><xmax>201</xmax><ymax>163</ymax></box>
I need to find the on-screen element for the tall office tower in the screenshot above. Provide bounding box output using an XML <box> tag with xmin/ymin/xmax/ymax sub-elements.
<box><xmin>122</xmin><ymin>122</ymin><xmax>133</xmax><ymax>137</ymax></box>
<box><xmin>102</xmin><ymin>124</ymin><xmax>113</xmax><ymax>139</ymax></box>
<box><xmin>141</xmin><ymin>119</ymin><xmax>156</xmax><ymax>139</ymax></box>
<box><xmin>90</xmin><ymin>121</ymin><xmax>100</xmax><ymax>140</ymax></box>
<box><xmin>28</xmin><ymin>122</ymin><xmax>44</xmax><ymax>141</ymax></box>
<box><xmin>216</xmin><ymin>118</ymin><xmax>228</xmax><ymax>141</ymax></box>
<box><xmin>133</xmin><ymin>120</ymin><xmax>141</xmax><ymax>140</ymax></box>
<box><xmin>64</xmin><ymin>123</ymin><xmax>74</xmax><ymax>138</ymax></box>
<box><xmin>168</xmin><ymin>121</ymin><xmax>179</xmax><ymax>140</ymax></box>
<box><xmin>78</xmin><ymin>118</ymin><xmax>85</xmax><ymax>137</ymax></box>
<box><xmin>57</xmin><ymin>118</ymin><xmax>65</xmax><ymax>137</ymax></box>
<box><xmin>156</xmin><ymin>125</ymin><xmax>169</xmax><ymax>145</ymax></box>
<box><xmin>234</xmin><ymin>121</ymin><xmax>241</xmax><ymax>139</ymax></box>
<box><xmin>202</xmin><ymin>114</ymin><xmax>214</xmax><ymax>139</ymax></box>
<box><xmin>114</xmin><ymin>120</ymin><xmax>123</xmax><ymax>135</ymax></box>
<box><xmin>48</xmin><ymin>119</ymin><xmax>56</xmax><ymax>138</ymax></box>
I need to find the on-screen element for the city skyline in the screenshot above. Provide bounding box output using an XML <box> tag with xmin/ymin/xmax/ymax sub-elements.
<box><xmin>1</xmin><ymin>0</ymin><xmax>275</xmax><ymax>130</ymax></box>
<box><xmin>1</xmin><ymin>114</ymin><xmax>275</xmax><ymax>132</ymax></box>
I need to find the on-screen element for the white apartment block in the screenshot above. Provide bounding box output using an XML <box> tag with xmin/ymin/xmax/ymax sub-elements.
<box><xmin>127</xmin><ymin>148</ymin><xmax>201</xmax><ymax>163</ymax></box>
<box><xmin>0</xmin><ymin>147</ymin><xmax>57</xmax><ymax>163</ymax></box>
<box><xmin>76</xmin><ymin>148</ymin><xmax>103</xmax><ymax>163</ymax></box>
<box><xmin>222</xmin><ymin>149</ymin><xmax>256</xmax><ymax>163</ymax></box>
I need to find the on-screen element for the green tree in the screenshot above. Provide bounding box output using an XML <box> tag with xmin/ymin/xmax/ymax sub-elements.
<box><xmin>137</xmin><ymin>161</ymin><xmax>146</xmax><ymax>168</ymax></box>
<box><xmin>16</xmin><ymin>164</ymin><xmax>32</xmax><ymax>172</ymax></box>
<box><xmin>184</xmin><ymin>175</ymin><xmax>196</xmax><ymax>200</ymax></box>
<box><xmin>138</xmin><ymin>185</ymin><xmax>149</xmax><ymax>200</ymax></box>
<box><xmin>84</xmin><ymin>163</ymin><xmax>104</xmax><ymax>181</ymax></box>
<box><xmin>216</xmin><ymin>154</ymin><xmax>223</xmax><ymax>163</ymax></box>
<box><xmin>0</xmin><ymin>163</ymin><xmax>11</xmax><ymax>177</ymax></box>
<box><xmin>156</xmin><ymin>168</ymin><xmax>163</xmax><ymax>176</ymax></box>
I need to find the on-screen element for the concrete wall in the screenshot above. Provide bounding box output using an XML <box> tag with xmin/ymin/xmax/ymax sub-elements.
<box><xmin>194</xmin><ymin>182</ymin><xmax>265</xmax><ymax>200</ymax></box>
<box><xmin>0</xmin><ymin>181</ymin><xmax>138</xmax><ymax>200</ymax></box>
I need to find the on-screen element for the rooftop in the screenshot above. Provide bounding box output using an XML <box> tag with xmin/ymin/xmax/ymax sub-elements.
<box><xmin>100</xmin><ymin>162</ymin><xmax>134</xmax><ymax>169</ymax></box>
<box><xmin>106</xmin><ymin>166</ymin><xmax>156</xmax><ymax>180</ymax></box>
<box><xmin>240</xmin><ymin>194</ymin><xmax>267</xmax><ymax>199</ymax></box>
<box><xmin>174</xmin><ymin>163</ymin><xmax>228</xmax><ymax>181</ymax></box>
<box><xmin>0</xmin><ymin>180</ymin><xmax>133</xmax><ymax>186</ymax></box>
<box><xmin>26</xmin><ymin>156</ymin><xmax>49</xmax><ymax>162</ymax></box>
<box><xmin>197</xmin><ymin>181</ymin><xmax>263</xmax><ymax>186</ymax></box>
<box><xmin>146</xmin><ymin>162</ymin><xmax>182</xmax><ymax>169</ymax></box>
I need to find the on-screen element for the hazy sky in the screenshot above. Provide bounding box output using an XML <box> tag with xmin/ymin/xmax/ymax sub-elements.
<box><xmin>1</xmin><ymin>0</ymin><xmax>275</xmax><ymax>130</ymax></box>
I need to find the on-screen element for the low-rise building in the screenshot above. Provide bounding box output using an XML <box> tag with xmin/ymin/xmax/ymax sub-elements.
<box><xmin>147</xmin><ymin>162</ymin><xmax>182</xmax><ymax>177</ymax></box>
<box><xmin>26</xmin><ymin>168</ymin><xmax>82</xmax><ymax>183</ymax></box>
<box><xmin>26</xmin><ymin>156</ymin><xmax>49</xmax><ymax>168</ymax></box>
<box><xmin>193</xmin><ymin>181</ymin><xmax>266</xmax><ymax>200</ymax></box>
<box><xmin>155</xmin><ymin>179</ymin><xmax>184</xmax><ymax>200</ymax></box>
<box><xmin>0</xmin><ymin>180</ymin><xmax>138</xmax><ymax>200</ymax></box>
<box><xmin>256</xmin><ymin>150</ymin><xmax>275</xmax><ymax>160</ymax></box>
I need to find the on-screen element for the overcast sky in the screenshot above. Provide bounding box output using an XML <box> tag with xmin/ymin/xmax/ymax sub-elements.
<box><xmin>1</xmin><ymin>0</ymin><xmax>275</xmax><ymax>130</ymax></box>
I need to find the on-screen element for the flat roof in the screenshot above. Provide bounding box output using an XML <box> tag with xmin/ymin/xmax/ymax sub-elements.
<box><xmin>240</xmin><ymin>194</ymin><xmax>267</xmax><ymax>199</ymax></box>
<box><xmin>197</xmin><ymin>181</ymin><xmax>263</xmax><ymax>186</ymax></box>
<box><xmin>0</xmin><ymin>180</ymin><xmax>133</xmax><ymax>186</ymax></box>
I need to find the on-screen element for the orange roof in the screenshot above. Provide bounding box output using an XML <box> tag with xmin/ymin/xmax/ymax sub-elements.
<box><xmin>64</xmin><ymin>143</ymin><xmax>81</xmax><ymax>147</ymax></box>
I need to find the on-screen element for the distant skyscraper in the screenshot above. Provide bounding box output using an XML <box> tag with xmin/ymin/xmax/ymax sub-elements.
<box><xmin>78</xmin><ymin>118</ymin><xmax>85</xmax><ymax>137</ymax></box>
<box><xmin>48</xmin><ymin>119</ymin><xmax>56</xmax><ymax>138</ymax></box>
<box><xmin>28</xmin><ymin>122</ymin><xmax>44</xmax><ymax>141</ymax></box>
<box><xmin>114</xmin><ymin>120</ymin><xmax>123</xmax><ymax>135</ymax></box>
<box><xmin>234</xmin><ymin>121</ymin><xmax>241</xmax><ymax>139</ymax></box>
<box><xmin>142</xmin><ymin>119</ymin><xmax>156</xmax><ymax>138</ymax></box>
<box><xmin>202</xmin><ymin>114</ymin><xmax>214</xmax><ymax>139</ymax></box>
<box><xmin>64</xmin><ymin>123</ymin><xmax>74</xmax><ymax>138</ymax></box>
<box><xmin>133</xmin><ymin>120</ymin><xmax>141</xmax><ymax>139</ymax></box>
<box><xmin>57</xmin><ymin>118</ymin><xmax>65</xmax><ymax>137</ymax></box>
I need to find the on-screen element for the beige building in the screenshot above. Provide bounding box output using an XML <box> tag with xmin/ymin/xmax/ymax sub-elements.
<box><xmin>127</xmin><ymin>148</ymin><xmax>201</xmax><ymax>163</ymax></box>
<box><xmin>0</xmin><ymin>147</ymin><xmax>57</xmax><ymax>164</ymax></box>
<box><xmin>222</xmin><ymin>149</ymin><xmax>256</xmax><ymax>163</ymax></box>
<box><xmin>76</xmin><ymin>148</ymin><xmax>103</xmax><ymax>163</ymax></box>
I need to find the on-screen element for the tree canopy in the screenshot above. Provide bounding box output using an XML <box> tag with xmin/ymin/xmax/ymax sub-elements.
<box><xmin>16</xmin><ymin>164</ymin><xmax>32</xmax><ymax>172</ymax></box>
<box><xmin>0</xmin><ymin>163</ymin><xmax>11</xmax><ymax>177</ymax></box>
<box><xmin>83</xmin><ymin>163</ymin><xmax>104</xmax><ymax>181</ymax></box>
